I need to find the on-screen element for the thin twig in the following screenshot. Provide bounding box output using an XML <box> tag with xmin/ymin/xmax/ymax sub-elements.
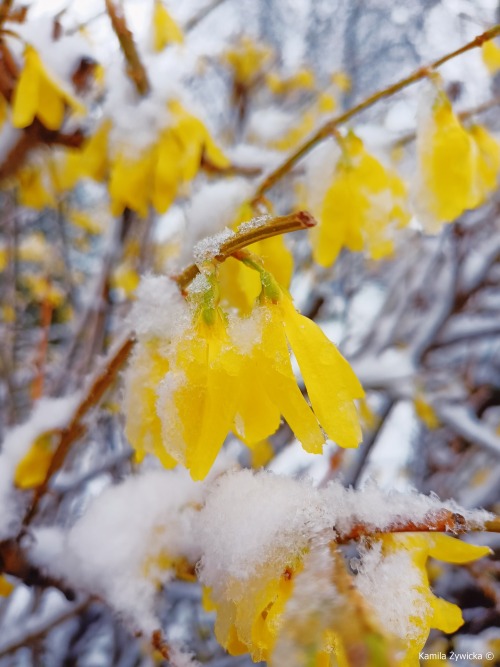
<box><xmin>184</xmin><ymin>0</ymin><xmax>229</xmax><ymax>32</ymax></box>
<box><xmin>175</xmin><ymin>210</ymin><xmax>316</xmax><ymax>288</ymax></box>
<box><xmin>105</xmin><ymin>0</ymin><xmax>150</xmax><ymax>96</ymax></box>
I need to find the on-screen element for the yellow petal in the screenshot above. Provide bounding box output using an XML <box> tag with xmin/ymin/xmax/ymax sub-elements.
<box><xmin>14</xmin><ymin>433</ymin><xmax>54</xmax><ymax>489</ymax></box>
<box><xmin>482</xmin><ymin>40</ymin><xmax>500</xmax><ymax>74</ymax></box>
<box><xmin>37</xmin><ymin>76</ymin><xmax>65</xmax><ymax>130</ymax></box>
<box><xmin>282</xmin><ymin>297</ymin><xmax>364</xmax><ymax>448</ymax></box>
<box><xmin>124</xmin><ymin>340</ymin><xmax>176</xmax><ymax>467</ymax></box>
<box><xmin>153</xmin><ymin>0</ymin><xmax>184</xmax><ymax>51</ymax></box>
<box><xmin>427</xmin><ymin>534</ymin><xmax>492</xmax><ymax>564</ymax></box>
<box><xmin>261</xmin><ymin>306</ymin><xmax>325</xmax><ymax>453</ymax></box>
<box><xmin>0</xmin><ymin>576</ymin><xmax>14</xmax><ymax>597</ymax></box>
<box><xmin>417</xmin><ymin>93</ymin><xmax>478</xmax><ymax>228</ymax></box>
<box><xmin>430</xmin><ymin>596</ymin><xmax>463</xmax><ymax>634</ymax></box>
<box><xmin>11</xmin><ymin>46</ymin><xmax>40</xmax><ymax>128</ymax></box>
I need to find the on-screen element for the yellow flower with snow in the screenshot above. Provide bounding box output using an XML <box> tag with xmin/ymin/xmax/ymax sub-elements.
<box><xmin>109</xmin><ymin>102</ymin><xmax>229</xmax><ymax>217</ymax></box>
<box><xmin>152</xmin><ymin>0</ymin><xmax>183</xmax><ymax>51</ymax></box>
<box><xmin>127</xmin><ymin>264</ymin><xmax>363</xmax><ymax>480</ymax></box>
<box><xmin>416</xmin><ymin>92</ymin><xmax>478</xmax><ymax>230</ymax></box>
<box><xmin>312</xmin><ymin>132</ymin><xmax>409</xmax><ymax>267</ymax></box>
<box><xmin>205</xmin><ymin>560</ymin><xmax>302</xmax><ymax>662</ymax></box>
<box><xmin>224</xmin><ymin>36</ymin><xmax>273</xmax><ymax>87</ymax></box>
<box><xmin>381</xmin><ymin>533</ymin><xmax>490</xmax><ymax>666</ymax></box>
<box><xmin>12</xmin><ymin>46</ymin><xmax>85</xmax><ymax>130</ymax></box>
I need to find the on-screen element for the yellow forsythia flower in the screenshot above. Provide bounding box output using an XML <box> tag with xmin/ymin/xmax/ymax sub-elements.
<box><xmin>482</xmin><ymin>40</ymin><xmax>500</xmax><ymax>74</ymax></box>
<box><xmin>382</xmin><ymin>533</ymin><xmax>490</xmax><ymax>665</ymax></box>
<box><xmin>127</xmin><ymin>269</ymin><xmax>363</xmax><ymax>480</ymax></box>
<box><xmin>416</xmin><ymin>92</ymin><xmax>477</xmax><ymax>230</ymax></box>
<box><xmin>152</xmin><ymin>0</ymin><xmax>183</xmax><ymax>51</ymax></box>
<box><xmin>224</xmin><ymin>36</ymin><xmax>273</xmax><ymax>87</ymax></box>
<box><xmin>12</xmin><ymin>46</ymin><xmax>85</xmax><ymax>130</ymax></box>
<box><xmin>109</xmin><ymin>102</ymin><xmax>229</xmax><ymax>217</ymax></box>
<box><xmin>124</xmin><ymin>340</ymin><xmax>176</xmax><ymax>468</ymax></box>
<box><xmin>312</xmin><ymin>132</ymin><xmax>409</xmax><ymax>267</ymax></box>
<box><xmin>208</xmin><ymin>559</ymin><xmax>302</xmax><ymax>662</ymax></box>
<box><xmin>417</xmin><ymin>91</ymin><xmax>500</xmax><ymax>230</ymax></box>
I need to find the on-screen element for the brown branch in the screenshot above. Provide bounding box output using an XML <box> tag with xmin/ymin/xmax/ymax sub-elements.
<box><xmin>105</xmin><ymin>0</ymin><xmax>150</xmax><ymax>96</ymax></box>
<box><xmin>0</xmin><ymin>124</ymin><xmax>84</xmax><ymax>183</ymax></box>
<box><xmin>175</xmin><ymin>210</ymin><xmax>316</xmax><ymax>289</ymax></box>
<box><xmin>184</xmin><ymin>0</ymin><xmax>228</xmax><ymax>32</ymax></box>
<box><xmin>0</xmin><ymin>539</ymin><xmax>76</xmax><ymax>599</ymax></box>
<box><xmin>201</xmin><ymin>153</ymin><xmax>261</xmax><ymax>178</ymax></box>
<box><xmin>336</xmin><ymin>510</ymin><xmax>500</xmax><ymax>544</ymax></box>
<box><xmin>22</xmin><ymin>335</ymin><xmax>135</xmax><ymax>528</ymax></box>
<box><xmin>0</xmin><ymin>0</ymin><xmax>14</xmax><ymax>27</ymax></box>
<box><xmin>0</xmin><ymin>600</ymin><xmax>89</xmax><ymax>657</ymax></box>
<box><xmin>252</xmin><ymin>23</ymin><xmax>500</xmax><ymax>202</ymax></box>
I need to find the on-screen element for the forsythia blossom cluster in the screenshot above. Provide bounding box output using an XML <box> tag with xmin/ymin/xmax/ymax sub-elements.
<box><xmin>124</xmin><ymin>252</ymin><xmax>364</xmax><ymax>480</ymax></box>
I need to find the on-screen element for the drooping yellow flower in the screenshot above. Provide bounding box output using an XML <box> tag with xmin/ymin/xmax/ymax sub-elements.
<box><xmin>109</xmin><ymin>102</ymin><xmax>229</xmax><ymax>217</ymax></box>
<box><xmin>152</xmin><ymin>0</ymin><xmax>183</xmax><ymax>51</ymax></box>
<box><xmin>312</xmin><ymin>132</ymin><xmax>409</xmax><ymax>267</ymax></box>
<box><xmin>381</xmin><ymin>533</ymin><xmax>490</xmax><ymax>666</ymax></box>
<box><xmin>230</xmin><ymin>287</ymin><xmax>364</xmax><ymax>453</ymax></box>
<box><xmin>207</xmin><ymin>560</ymin><xmax>302</xmax><ymax>663</ymax></box>
<box><xmin>154</xmin><ymin>269</ymin><xmax>362</xmax><ymax>479</ymax></box>
<box><xmin>12</xmin><ymin>46</ymin><xmax>85</xmax><ymax>130</ymax></box>
<box><xmin>416</xmin><ymin>92</ymin><xmax>479</xmax><ymax>230</ymax></box>
<box><xmin>223</xmin><ymin>35</ymin><xmax>273</xmax><ymax>87</ymax></box>
<box><xmin>124</xmin><ymin>341</ymin><xmax>177</xmax><ymax>469</ymax></box>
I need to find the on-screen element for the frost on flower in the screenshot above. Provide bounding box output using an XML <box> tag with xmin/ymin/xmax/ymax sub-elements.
<box><xmin>196</xmin><ymin>470</ymin><xmax>491</xmax><ymax>665</ymax></box>
<box><xmin>311</xmin><ymin>131</ymin><xmax>410</xmax><ymax>268</ymax></box>
<box><xmin>123</xmin><ymin>258</ymin><xmax>363</xmax><ymax>480</ymax></box>
<box><xmin>415</xmin><ymin>84</ymin><xmax>500</xmax><ymax>232</ymax></box>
